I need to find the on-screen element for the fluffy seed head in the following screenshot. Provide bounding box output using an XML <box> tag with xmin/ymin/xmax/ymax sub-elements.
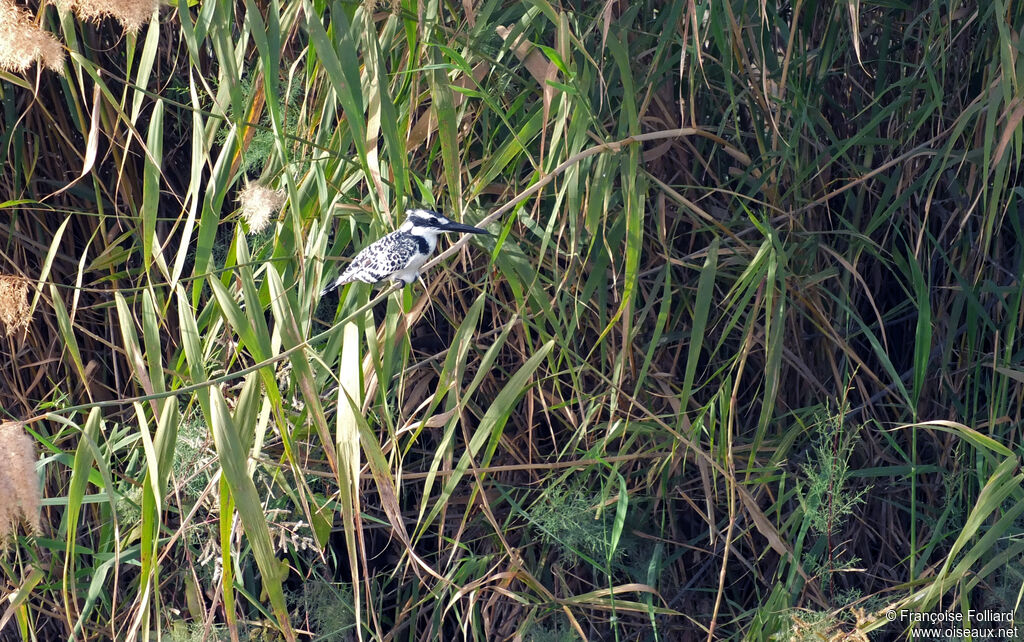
<box><xmin>0</xmin><ymin>0</ymin><xmax>65</xmax><ymax>72</ymax></box>
<box><xmin>238</xmin><ymin>183</ymin><xmax>286</xmax><ymax>234</ymax></box>
<box><xmin>0</xmin><ymin>275</ymin><xmax>32</xmax><ymax>336</ymax></box>
<box><xmin>0</xmin><ymin>421</ymin><xmax>41</xmax><ymax>547</ymax></box>
<box><xmin>51</xmin><ymin>0</ymin><xmax>161</xmax><ymax>33</ymax></box>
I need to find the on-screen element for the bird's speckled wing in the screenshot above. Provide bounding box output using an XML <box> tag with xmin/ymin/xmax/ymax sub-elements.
<box><xmin>321</xmin><ymin>231</ymin><xmax>420</xmax><ymax>294</ymax></box>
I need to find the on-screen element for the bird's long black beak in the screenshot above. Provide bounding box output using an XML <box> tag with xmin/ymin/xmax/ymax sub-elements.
<box><xmin>441</xmin><ymin>221</ymin><xmax>490</xmax><ymax>235</ymax></box>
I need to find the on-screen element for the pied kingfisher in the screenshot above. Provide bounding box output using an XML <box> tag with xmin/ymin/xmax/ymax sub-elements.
<box><xmin>321</xmin><ymin>208</ymin><xmax>490</xmax><ymax>295</ymax></box>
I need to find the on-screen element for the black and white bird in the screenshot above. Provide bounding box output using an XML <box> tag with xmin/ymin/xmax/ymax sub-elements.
<box><xmin>321</xmin><ymin>208</ymin><xmax>490</xmax><ymax>295</ymax></box>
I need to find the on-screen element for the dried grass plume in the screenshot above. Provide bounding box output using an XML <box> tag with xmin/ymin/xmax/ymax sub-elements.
<box><xmin>238</xmin><ymin>183</ymin><xmax>286</xmax><ymax>234</ymax></box>
<box><xmin>0</xmin><ymin>275</ymin><xmax>32</xmax><ymax>336</ymax></box>
<box><xmin>0</xmin><ymin>0</ymin><xmax>65</xmax><ymax>72</ymax></box>
<box><xmin>0</xmin><ymin>421</ymin><xmax>41</xmax><ymax>545</ymax></box>
<box><xmin>51</xmin><ymin>0</ymin><xmax>161</xmax><ymax>34</ymax></box>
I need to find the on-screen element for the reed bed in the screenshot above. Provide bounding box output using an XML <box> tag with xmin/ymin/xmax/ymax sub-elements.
<box><xmin>1</xmin><ymin>1</ymin><xmax>1022</xmax><ymax>639</ymax></box>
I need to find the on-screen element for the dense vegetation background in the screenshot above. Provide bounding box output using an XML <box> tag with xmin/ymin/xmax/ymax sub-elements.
<box><xmin>1</xmin><ymin>0</ymin><xmax>1023</xmax><ymax>639</ymax></box>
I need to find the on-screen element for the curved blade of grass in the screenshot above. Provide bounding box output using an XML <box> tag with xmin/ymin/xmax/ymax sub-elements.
<box><xmin>608</xmin><ymin>471</ymin><xmax>628</xmax><ymax>560</ymax></box>
<box><xmin>209</xmin><ymin>384</ymin><xmax>295</xmax><ymax>641</ymax></box>
<box><xmin>907</xmin><ymin>251</ymin><xmax>932</xmax><ymax>412</ymax></box>
<box><xmin>892</xmin><ymin>420</ymin><xmax>1014</xmax><ymax>458</ymax></box>
<box><xmin>337</xmin><ymin>318</ymin><xmax>362</xmax><ymax>454</ymax></box>
<box><xmin>304</xmin><ymin>0</ymin><xmax>371</xmax><ymax>203</ymax></box>
<box><xmin>360</xmin><ymin>10</ymin><xmax>394</xmax><ymax>209</ymax></box>
<box><xmin>141</xmin><ymin>99</ymin><xmax>163</xmax><ymax>272</ymax></box>
<box><xmin>364</xmin><ymin>17</ymin><xmax>407</xmax><ymax>203</ymax></box>
<box><xmin>127</xmin><ymin>14</ymin><xmax>160</xmax><ymax>122</ymax></box>
<box><xmin>909</xmin><ymin>456</ymin><xmax>1023</xmax><ymax>614</ymax></box>
<box><xmin>410</xmin><ymin>294</ymin><xmax>489</xmax><ymax>528</ymax></box>
<box><xmin>140</xmin><ymin>288</ymin><xmax>165</xmax><ymax>396</ymax></box>
<box><xmin>752</xmin><ymin>232</ymin><xmax>787</xmax><ymax>459</ymax></box>
<box><xmin>29</xmin><ymin>215</ymin><xmax>70</xmax><ymax>317</ymax></box>
<box><xmin>420</xmin><ymin>340</ymin><xmax>554</xmax><ymax>529</ymax></box>
<box><xmin>681</xmin><ymin>237</ymin><xmax>719</xmax><ymax>408</ymax></box>
<box><xmin>48</xmin><ymin>284</ymin><xmax>89</xmax><ymax>401</ymax></box>
<box><xmin>427</xmin><ymin>44</ymin><xmax>462</xmax><ymax>209</ymax></box>
<box><xmin>170</xmin><ymin>75</ymin><xmax>205</xmax><ymax>288</ymax></box>
<box><xmin>633</xmin><ymin>266</ymin><xmax>672</xmax><ymax>396</ymax></box>
<box><xmin>114</xmin><ymin>293</ymin><xmax>158</xmax><ymax>415</ymax></box>
<box><xmin>435</xmin><ymin>293</ymin><xmax>487</xmax><ymax>403</ymax></box>
<box><xmin>192</xmin><ymin>131</ymin><xmax>236</xmax><ymax>304</ymax></box>
<box><xmin>209</xmin><ymin>277</ymin><xmax>271</xmax><ymax>364</ymax></box>
<box><xmin>132</xmin><ymin>400</ymin><xmax>161</xmax><ymax>638</ymax></box>
<box><xmin>343</xmin><ymin>384</ymin><xmax>443</xmax><ymax>590</ymax></box>
<box><xmin>173</xmin><ymin>285</ymin><xmax>245</xmax><ymax>632</ymax></box>
<box><xmin>0</xmin><ymin>567</ymin><xmax>43</xmax><ymax>633</ymax></box>
<box><xmin>175</xmin><ymin>284</ymin><xmax>209</xmax><ymax>416</ymax></box>
<box><xmin>266</xmin><ymin>265</ymin><xmax>338</xmax><ymax>477</ymax></box>
<box><xmin>335</xmin><ymin>319</ymin><xmax>363</xmax><ymax>623</ymax></box>
<box><xmin>216</xmin><ymin>474</ymin><xmax>238</xmax><ymax>637</ymax></box>
<box><xmin>63</xmin><ymin>407</ymin><xmax>102</xmax><ymax>640</ymax></box>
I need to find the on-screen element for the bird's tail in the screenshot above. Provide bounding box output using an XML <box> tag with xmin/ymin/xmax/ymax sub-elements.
<box><xmin>320</xmin><ymin>275</ymin><xmax>346</xmax><ymax>297</ymax></box>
